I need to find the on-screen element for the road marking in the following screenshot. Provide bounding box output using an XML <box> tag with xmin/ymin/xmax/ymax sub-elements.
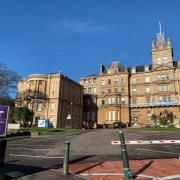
<box><xmin>79</xmin><ymin>173</ymin><xmax>160</xmax><ymax>179</ymax></box>
<box><xmin>136</xmin><ymin>148</ymin><xmax>180</xmax><ymax>155</ymax></box>
<box><xmin>112</xmin><ymin>140</ymin><xmax>180</xmax><ymax>145</ymax></box>
<box><xmin>9</xmin><ymin>147</ymin><xmax>52</xmax><ymax>151</ymax></box>
<box><xmin>161</xmin><ymin>174</ymin><xmax>180</xmax><ymax>179</ymax></box>
<box><xmin>9</xmin><ymin>144</ymin><xmax>45</xmax><ymax>146</ymax></box>
<box><xmin>9</xmin><ymin>154</ymin><xmax>64</xmax><ymax>159</ymax></box>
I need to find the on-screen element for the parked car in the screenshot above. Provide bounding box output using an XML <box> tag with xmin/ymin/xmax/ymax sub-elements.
<box><xmin>113</xmin><ymin>122</ymin><xmax>127</xmax><ymax>129</ymax></box>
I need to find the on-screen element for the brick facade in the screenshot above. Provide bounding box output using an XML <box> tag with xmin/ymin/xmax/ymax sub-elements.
<box><xmin>80</xmin><ymin>26</ymin><xmax>180</xmax><ymax>127</ymax></box>
<box><xmin>16</xmin><ymin>73</ymin><xmax>83</xmax><ymax>128</ymax></box>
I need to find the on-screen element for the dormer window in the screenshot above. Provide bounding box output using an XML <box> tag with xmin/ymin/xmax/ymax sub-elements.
<box><xmin>131</xmin><ymin>67</ymin><xmax>136</xmax><ymax>74</ymax></box>
<box><xmin>144</xmin><ymin>65</ymin><xmax>149</xmax><ymax>72</ymax></box>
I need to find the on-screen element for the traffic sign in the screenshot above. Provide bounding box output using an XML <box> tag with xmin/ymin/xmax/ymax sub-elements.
<box><xmin>0</xmin><ymin>106</ymin><xmax>9</xmax><ymax>137</ymax></box>
<box><xmin>67</xmin><ymin>114</ymin><xmax>71</xmax><ymax>120</ymax></box>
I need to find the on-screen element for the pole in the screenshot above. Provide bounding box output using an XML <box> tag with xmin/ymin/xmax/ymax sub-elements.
<box><xmin>0</xmin><ymin>139</ymin><xmax>7</xmax><ymax>180</ymax></box>
<box><xmin>63</xmin><ymin>141</ymin><xmax>70</xmax><ymax>175</ymax></box>
<box><xmin>119</xmin><ymin>131</ymin><xmax>133</xmax><ymax>180</ymax></box>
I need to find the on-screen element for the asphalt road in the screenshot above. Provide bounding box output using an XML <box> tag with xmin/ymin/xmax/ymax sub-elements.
<box><xmin>3</xmin><ymin>129</ymin><xmax>180</xmax><ymax>179</ymax></box>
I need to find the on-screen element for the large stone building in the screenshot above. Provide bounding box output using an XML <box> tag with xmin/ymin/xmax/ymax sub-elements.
<box><xmin>80</xmin><ymin>25</ymin><xmax>180</xmax><ymax>127</ymax></box>
<box><xmin>16</xmin><ymin>73</ymin><xmax>83</xmax><ymax>128</ymax></box>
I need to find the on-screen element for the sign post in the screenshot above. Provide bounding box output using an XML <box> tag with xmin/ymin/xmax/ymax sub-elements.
<box><xmin>0</xmin><ymin>106</ymin><xmax>9</xmax><ymax>180</ymax></box>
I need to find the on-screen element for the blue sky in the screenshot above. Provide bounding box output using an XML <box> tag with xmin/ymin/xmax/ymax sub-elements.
<box><xmin>0</xmin><ymin>0</ymin><xmax>180</xmax><ymax>83</ymax></box>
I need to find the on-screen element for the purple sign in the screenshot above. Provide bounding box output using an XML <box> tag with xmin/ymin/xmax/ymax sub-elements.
<box><xmin>0</xmin><ymin>106</ymin><xmax>9</xmax><ymax>137</ymax></box>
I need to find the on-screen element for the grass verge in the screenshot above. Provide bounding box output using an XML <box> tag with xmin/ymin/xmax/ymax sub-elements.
<box><xmin>8</xmin><ymin>128</ymin><xmax>81</xmax><ymax>135</ymax></box>
<box><xmin>128</xmin><ymin>127</ymin><xmax>180</xmax><ymax>131</ymax></box>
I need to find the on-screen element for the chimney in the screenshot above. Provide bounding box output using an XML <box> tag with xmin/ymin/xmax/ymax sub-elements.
<box><xmin>100</xmin><ymin>64</ymin><xmax>105</xmax><ymax>75</ymax></box>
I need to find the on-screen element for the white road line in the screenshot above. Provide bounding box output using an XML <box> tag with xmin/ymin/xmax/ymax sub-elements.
<box><xmin>79</xmin><ymin>173</ymin><xmax>160</xmax><ymax>179</ymax></box>
<box><xmin>9</xmin><ymin>148</ymin><xmax>52</xmax><ymax>151</ymax></box>
<box><xmin>9</xmin><ymin>154</ymin><xmax>64</xmax><ymax>159</ymax></box>
<box><xmin>136</xmin><ymin>148</ymin><xmax>180</xmax><ymax>155</ymax></box>
<box><xmin>161</xmin><ymin>175</ymin><xmax>180</xmax><ymax>179</ymax></box>
<box><xmin>9</xmin><ymin>144</ymin><xmax>45</xmax><ymax>146</ymax></box>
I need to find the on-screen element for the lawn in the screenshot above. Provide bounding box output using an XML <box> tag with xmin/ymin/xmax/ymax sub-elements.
<box><xmin>128</xmin><ymin>126</ymin><xmax>180</xmax><ymax>131</ymax></box>
<box><xmin>8</xmin><ymin>127</ymin><xmax>81</xmax><ymax>135</ymax></box>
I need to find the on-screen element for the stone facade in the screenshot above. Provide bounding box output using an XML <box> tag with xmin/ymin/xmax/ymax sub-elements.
<box><xmin>80</xmin><ymin>26</ymin><xmax>180</xmax><ymax>127</ymax></box>
<box><xmin>16</xmin><ymin>73</ymin><xmax>83</xmax><ymax>128</ymax></box>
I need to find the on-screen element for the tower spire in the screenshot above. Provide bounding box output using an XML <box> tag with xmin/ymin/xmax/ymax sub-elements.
<box><xmin>159</xmin><ymin>21</ymin><xmax>162</xmax><ymax>35</ymax></box>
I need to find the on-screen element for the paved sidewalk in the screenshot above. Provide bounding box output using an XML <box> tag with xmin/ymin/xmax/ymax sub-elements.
<box><xmin>13</xmin><ymin>158</ymin><xmax>180</xmax><ymax>180</ymax></box>
<box><xmin>59</xmin><ymin>158</ymin><xmax>180</xmax><ymax>180</ymax></box>
<box><xmin>17</xmin><ymin>169</ymin><xmax>85</xmax><ymax>180</ymax></box>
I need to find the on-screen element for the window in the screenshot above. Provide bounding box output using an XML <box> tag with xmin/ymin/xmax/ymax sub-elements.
<box><xmin>88</xmin><ymin>79</ymin><xmax>92</xmax><ymax>84</ymax></box>
<box><xmin>84</xmin><ymin>79</ymin><xmax>87</xmax><ymax>84</ymax></box>
<box><xmin>114</xmin><ymin>78</ymin><xmax>118</xmax><ymax>84</ymax></box>
<box><xmin>86</xmin><ymin>99</ymin><xmax>91</xmax><ymax>105</ymax></box>
<box><xmin>157</xmin><ymin>57</ymin><xmax>161</xmax><ymax>64</ymax></box>
<box><xmin>132</xmin><ymin>88</ymin><xmax>136</xmax><ymax>94</ymax></box>
<box><xmin>92</xmin><ymin>98</ymin><xmax>96</xmax><ymax>104</ymax></box>
<box><xmin>121</xmin><ymin>87</ymin><xmax>125</xmax><ymax>94</ymax></box>
<box><xmin>145</xmin><ymin>65</ymin><xmax>149</xmax><ymax>72</ymax></box>
<box><xmin>108</xmin><ymin>79</ymin><xmax>111</xmax><ymax>85</ymax></box>
<box><xmin>146</xmin><ymin>87</ymin><xmax>150</xmax><ymax>93</ymax></box>
<box><xmin>83</xmin><ymin>88</ymin><xmax>87</xmax><ymax>94</ymax></box>
<box><xmin>108</xmin><ymin>111</ymin><xmax>112</xmax><ymax>121</ymax></box>
<box><xmin>121</xmin><ymin>97</ymin><xmax>126</xmax><ymax>104</ymax></box>
<box><xmin>115</xmin><ymin>87</ymin><xmax>119</xmax><ymax>93</ymax></box>
<box><xmin>87</xmin><ymin>112</ymin><xmax>91</xmax><ymax>122</ymax></box>
<box><xmin>112</xmin><ymin>111</ymin><xmax>116</xmax><ymax>121</ymax></box>
<box><xmin>112</xmin><ymin>97</ymin><xmax>115</xmax><ymax>104</ymax></box>
<box><xmin>145</xmin><ymin>77</ymin><xmax>150</xmax><ymax>83</ymax></box>
<box><xmin>101</xmin><ymin>89</ymin><xmax>105</xmax><ymax>95</ymax></box>
<box><xmin>37</xmin><ymin>103</ymin><xmax>43</xmax><ymax>111</ymax></box>
<box><xmin>93</xmin><ymin>78</ymin><xmax>97</xmax><ymax>83</ymax></box>
<box><xmin>92</xmin><ymin>112</ymin><xmax>96</xmax><ymax>121</ymax></box>
<box><xmin>108</xmin><ymin>98</ymin><xmax>111</xmax><ymax>104</ymax></box>
<box><xmin>158</xmin><ymin>85</ymin><xmax>170</xmax><ymax>92</ymax></box>
<box><xmin>121</xmin><ymin>77</ymin><xmax>125</xmax><ymax>83</ymax></box>
<box><xmin>116</xmin><ymin>97</ymin><xmax>120</xmax><ymax>104</ymax></box>
<box><xmin>132</xmin><ymin>78</ymin><xmax>136</xmax><ymax>84</ymax></box>
<box><xmin>27</xmin><ymin>103</ymin><xmax>31</xmax><ymax>109</ymax></box>
<box><xmin>159</xmin><ymin>96</ymin><xmax>171</xmax><ymax>102</ymax></box>
<box><xmin>157</xmin><ymin>74</ymin><xmax>169</xmax><ymax>81</ymax></box>
<box><xmin>163</xmin><ymin>56</ymin><xmax>168</xmax><ymax>63</ymax></box>
<box><xmin>108</xmin><ymin>89</ymin><xmax>111</xmax><ymax>94</ymax></box>
<box><xmin>147</xmin><ymin>110</ymin><xmax>152</xmax><ymax>122</ymax></box>
<box><xmin>101</xmin><ymin>80</ymin><xmax>105</xmax><ymax>85</ymax></box>
<box><xmin>146</xmin><ymin>97</ymin><xmax>151</xmax><ymax>103</ymax></box>
<box><xmin>132</xmin><ymin>98</ymin><xmax>137</xmax><ymax>104</ymax></box>
<box><xmin>88</xmin><ymin>87</ymin><xmax>91</xmax><ymax>94</ymax></box>
<box><xmin>50</xmin><ymin>103</ymin><xmax>55</xmax><ymax>110</ymax></box>
<box><xmin>102</xmin><ymin>99</ymin><xmax>105</xmax><ymax>105</ymax></box>
<box><xmin>132</xmin><ymin>68</ymin><xmax>136</xmax><ymax>74</ymax></box>
<box><xmin>93</xmin><ymin>87</ymin><xmax>97</xmax><ymax>94</ymax></box>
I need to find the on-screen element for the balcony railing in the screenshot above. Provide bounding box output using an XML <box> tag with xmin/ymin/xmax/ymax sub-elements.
<box><xmin>130</xmin><ymin>101</ymin><xmax>179</xmax><ymax>108</ymax></box>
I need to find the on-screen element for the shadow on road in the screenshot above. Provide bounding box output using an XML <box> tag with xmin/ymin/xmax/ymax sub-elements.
<box><xmin>3</xmin><ymin>162</ymin><xmax>46</xmax><ymax>179</ymax></box>
<box><xmin>74</xmin><ymin>162</ymin><xmax>104</xmax><ymax>174</ymax></box>
<box><xmin>132</xmin><ymin>160</ymin><xmax>154</xmax><ymax>179</ymax></box>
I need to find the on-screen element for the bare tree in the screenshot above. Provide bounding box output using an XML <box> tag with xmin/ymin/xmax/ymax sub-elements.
<box><xmin>0</xmin><ymin>62</ymin><xmax>20</xmax><ymax>98</ymax></box>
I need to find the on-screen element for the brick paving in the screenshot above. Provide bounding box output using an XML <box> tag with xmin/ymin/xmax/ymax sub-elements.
<box><xmin>59</xmin><ymin>158</ymin><xmax>180</xmax><ymax>179</ymax></box>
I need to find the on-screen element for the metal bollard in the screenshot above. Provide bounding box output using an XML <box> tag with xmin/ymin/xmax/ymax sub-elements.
<box><xmin>119</xmin><ymin>131</ymin><xmax>133</xmax><ymax>180</ymax></box>
<box><xmin>63</xmin><ymin>141</ymin><xmax>70</xmax><ymax>175</ymax></box>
